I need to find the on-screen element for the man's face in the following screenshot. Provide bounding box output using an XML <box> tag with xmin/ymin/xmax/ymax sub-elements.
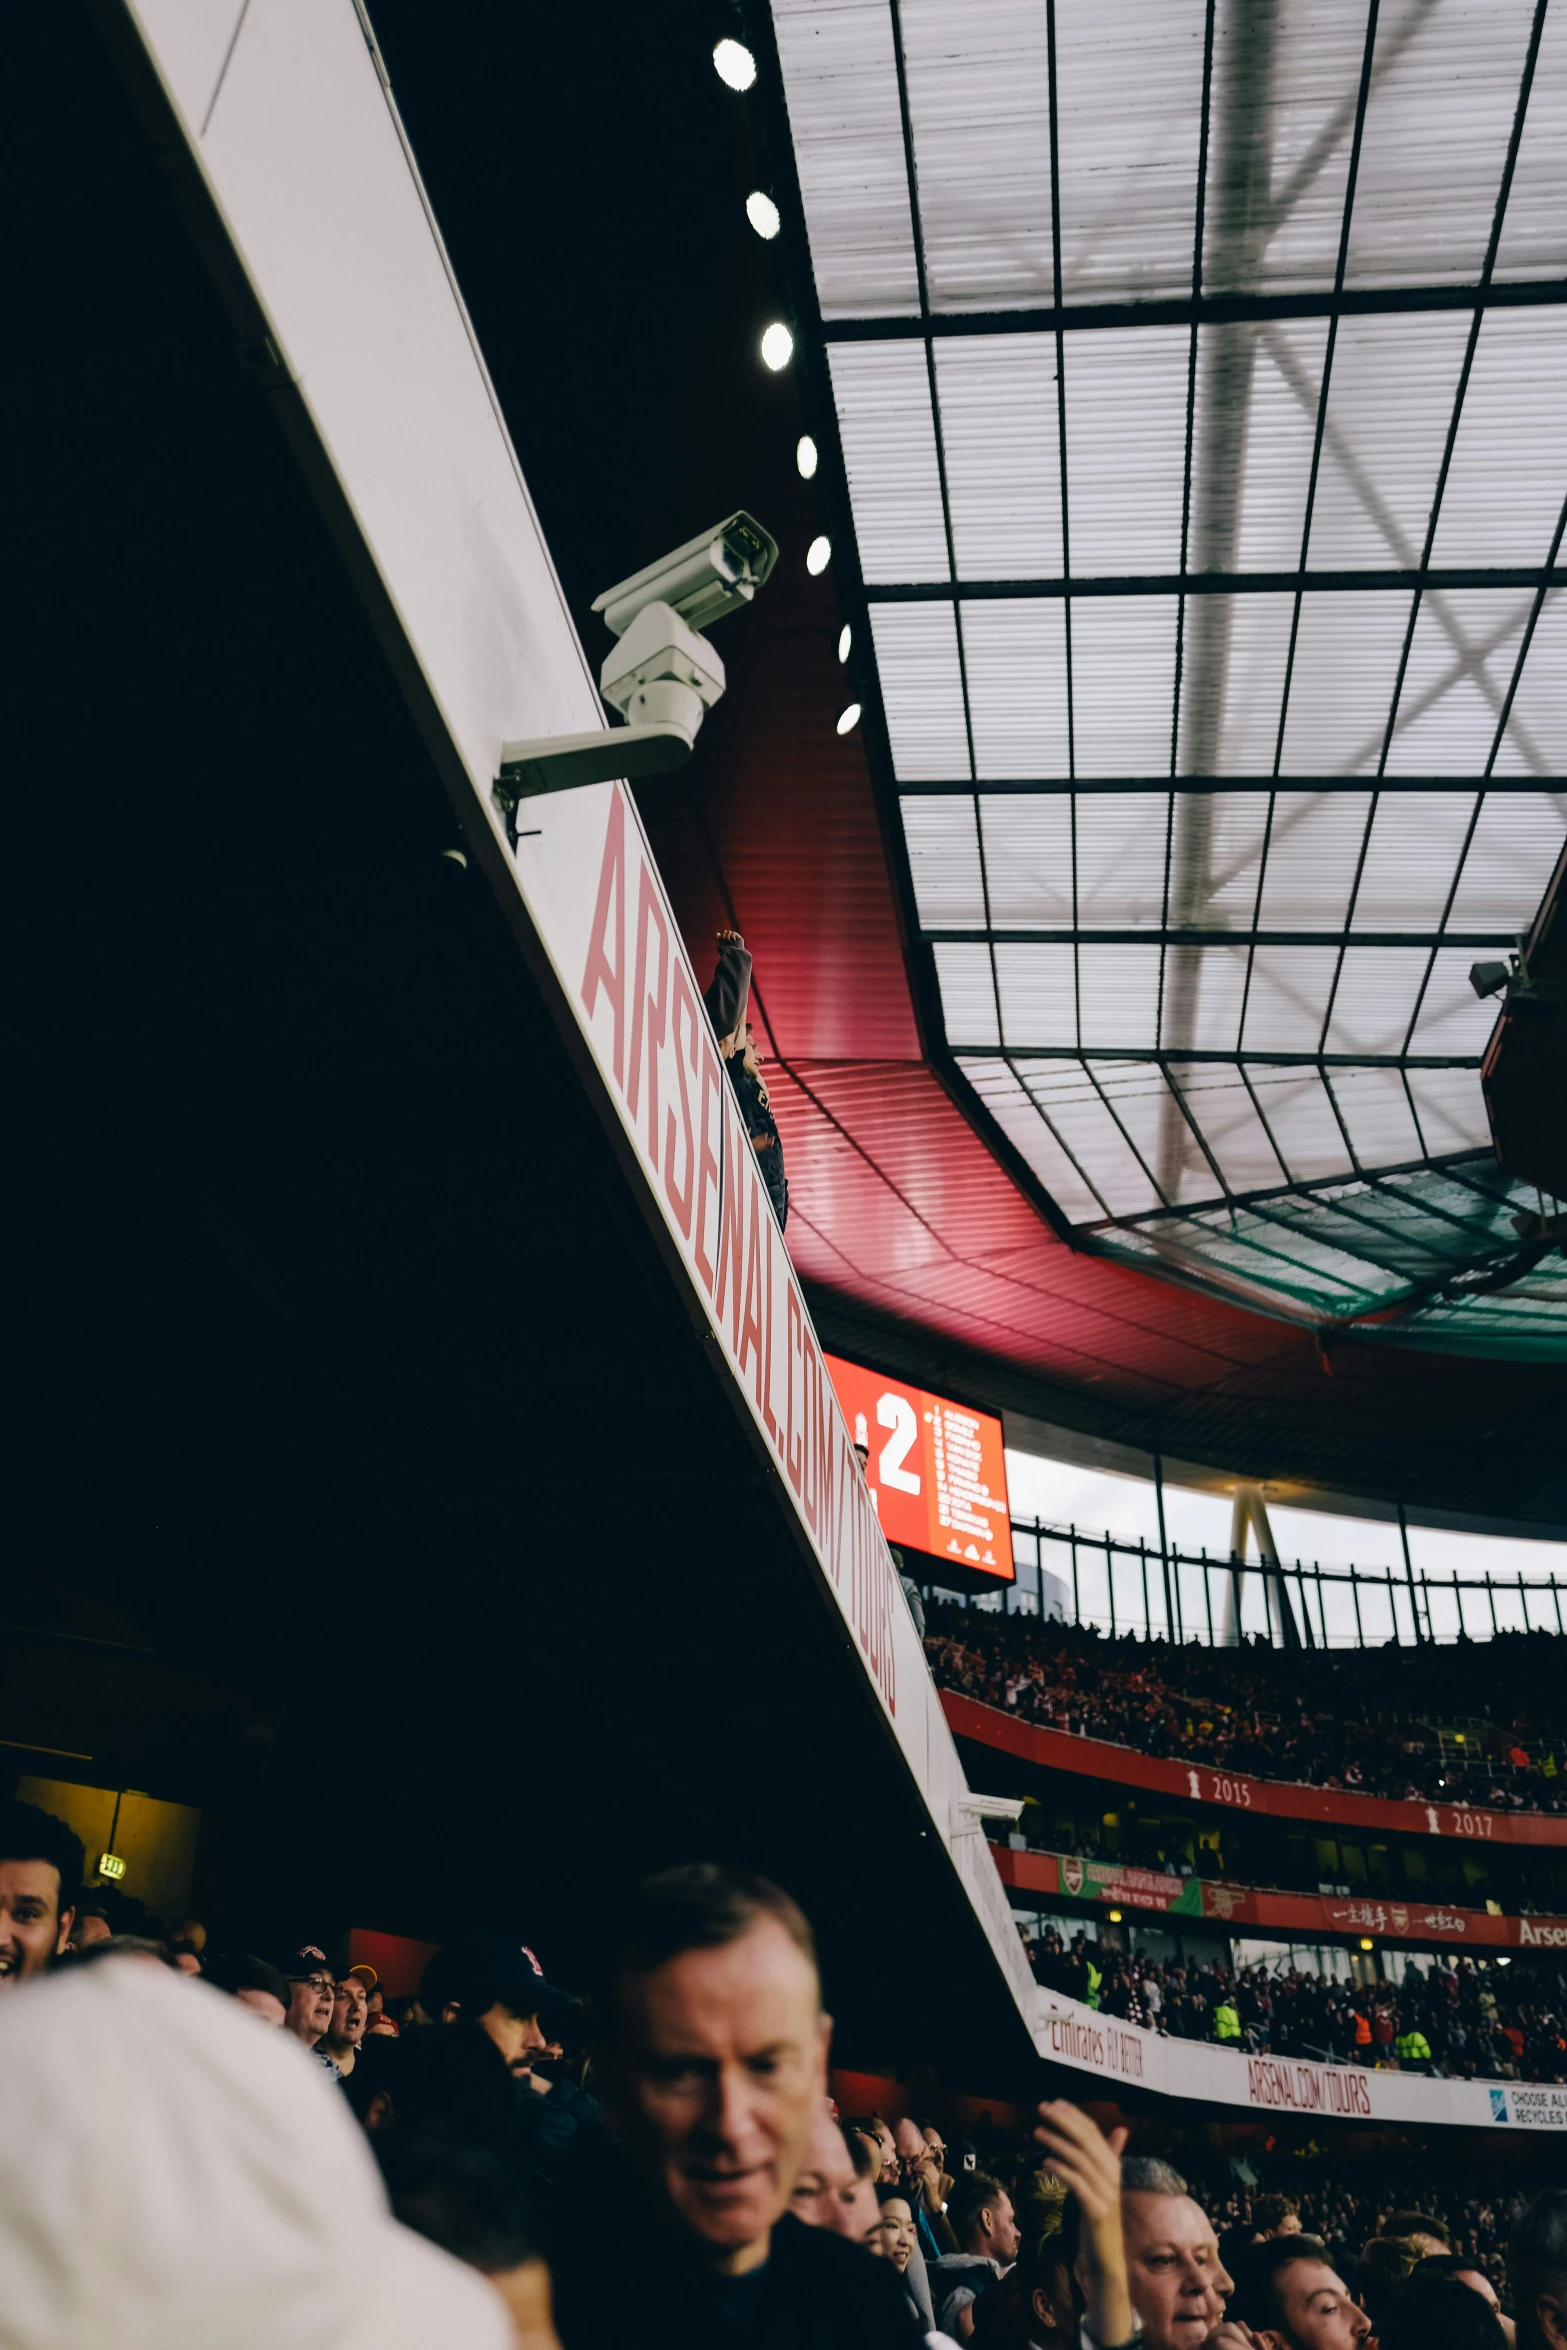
<box><xmin>1269</xmin><ymin>2258</ymin><xmax>1371</xmax><ymax>2350</ymax></box>
<box><xmin>0</xmin><ymin>1861</ymin><xmax>73</xmax><ymax>1989</ymax></box>
<box><xmin>790</xmin><ymin>2100</ymin><xmax>867</xmax><ymax>2240</ymax></box>
<box><xmin>330</xmin><ymin>1976</ymin><xmax>368</xmax><ymax>2048</ymax></box>
<box><xmin>470</xmin><ymin>1999</ymin><xmax>547</xmax><ymax>2077</ymax></box>
<box><xmin>1118</xmin><ymin>2192</ymin><xmax>1233</xmax><ymax>2350</ymax></box>
<box><xmin>611</xmin><ymin>1916</ymin><xmax>828</xmax><ymax>2269</ymax></box>
<box><xmin>285</xmin><ymin>1968</ymin><xmax>335</xmax><ymax>2042</ymax></box>
<box><xmin>981</xmin><ymin>2190</ymin><xmax>1021</xmax><ymax>2264</ymax></box>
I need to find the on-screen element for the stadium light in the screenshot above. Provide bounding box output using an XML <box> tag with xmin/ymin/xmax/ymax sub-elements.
<box><xmin>746</xmin><ymin>190</ymin><xmax>781</xmax><ymax>240</ymax></box>
<box><xmin>760</xmin><ymin>322</ymin><xmax>793</xmax><ymax>371</ymax></box>
<box><xmin>806</xmin><ymin>535</ymin><xmax>831</xmax><ymax>575</ymax></box>
<box><xmin>836</xmin><ymin>703</ymin><xmax>862</xmax><ymax>736</ymax></box>
<box><xmin>713</xmin><ymin>38</ymin><xmax>756</xmax><ymax>90</ymax></box>
<box><xmin>796</xmin><ymin>435</ymin><xmax>818</xmax><ymax>479</ymax></box>
<box><xmin>838</xmin><ymin>623</ymin><xmax>852</xmax><ymax>662</ymax></box>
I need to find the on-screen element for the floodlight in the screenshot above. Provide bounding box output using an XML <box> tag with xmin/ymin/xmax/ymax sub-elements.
<box><xmin>1107</xmin><ymin>1908</ymin><xmax>1123</xmax><ymax>1923</ymax></box>
<box><xmin>796</xmin><ymin>435</ymin><xmax>818</xmax><ymax>480</ymax></box>
<box><xmin>836</xmin><ymin>703</ymin><xmax>862</xmax><ymax>736</ymax></box>
<box><xmin>746</xmin><ymin>190</ymin><xmax>781</xmax><ymax>240</ymax></box>
<box><xmin>837</xmin><ymin>623</ymin><xmax>852</xmax><ymax>662</ymax></box>
<box><xmin>760</xmin><ymin>322</ymin><xmax>793</xmax><ymax>371</ymax></box>
<box><xmin>713</xmin><ymin>38</ymin><xmax>756</xmax><ymax>90</ymax></box>
<box><xmin>805</xmin><ymin>534</ymin><xmax>831</xmax><ymax>575</ymax></box>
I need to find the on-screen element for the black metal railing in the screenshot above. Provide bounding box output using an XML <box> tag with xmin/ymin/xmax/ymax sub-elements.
<box><xmin>976</xmin><ymin>1516</ymin><xmax>1567</xmax><ymax>1651</ymax></box>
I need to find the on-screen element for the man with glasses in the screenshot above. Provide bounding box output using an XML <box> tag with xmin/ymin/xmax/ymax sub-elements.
<box><xmin>278</xmin><ymin>1944</ymin><xmax>339</xmax><ymax>2069</ymax></box>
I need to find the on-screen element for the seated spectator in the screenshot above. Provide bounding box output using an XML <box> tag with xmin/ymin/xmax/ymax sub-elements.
<box><xmin>0</xmin><ymin>1798</ymin><xmax>83</xmax><ymax>1988</ymax></box>
<box><xmin>1355</xmin><ymin>2235</ymin><xmax>1427</xmax><ymax>2325</ymax></box>
<box><xmin>893</xmin><ymin>2113</ymin><xmax>955</xmax><ymax>2256</ymax></box>
<box><xmin>550</xmin><ymin>1862</ymin><xmax>923</xmax><ymax>2350</ymax></box>
<box><xmin>1377</xmin><ymin>2274</ymin><xmax>1509</xmax><ymax>2350</ymax></box>
<box><xmin>204</xmin><ymin>1949</ymin><xmax>290</xmax><ymax>2026</ymax></box>
<box><xmin>929</xmin><ymin>2171</ymin><xmax>1021</xmax><ymax>2338</ymax></box>
<box><xmin>279</xmin><ymin>1944</ymin><xmax>339</xmax><ymax>2067</ymax></box>
<box><xmin>1221</xmin><ymin>2236</ymin><xmax>1369</xmax><ymax>2349</ymax></box>
<box><xmin>790</xmin><ymin>2095</ymin><xmax>866</xmax><ymax>2237</ymax></box>
<box><xmin>1384</xmin><ymin>2208</ymin><xmax>1453</xmax><ymax>2256</ymax></box>
<box><xmin>1254</xmin><ymin>2193</ymin><xmax>1304</xmax><ymax>2239</ymax></box>
<box><xmin>1415</xmin><ymin>2255</ymin><xmax>1516</xmax><ymax>2346</ymax></box>
<box><xmin>323</xmin><ymin>1968</ymin><xmax>369</xmax><ymax>2078</ymax></box>
<box><xmin>1510</xmin><ymin>2188</ymin><xmax>1567</xmax><ymax>2350</ymax></box>
<box><xmin>423</xmin><ymin>1932</ymin><xmax>598</xmax><ymax>2180</ymax></box>
<box><xmin>1115</xmin><ymin>2157</ymin><xmax>1233</xmax><ymax>2350</ymax></box>
<box><xmin>0</xmin><ymin>1953</ymin><xmax>514</xmax><ymax>2347</ymax></box>
<box><xmin>376</xmin><ymin>2132</ymin><xmax>556</xmax><ymax>2350</ymax></box>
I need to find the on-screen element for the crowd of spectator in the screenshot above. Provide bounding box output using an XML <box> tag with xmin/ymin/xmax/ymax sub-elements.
<box><xmin>4</xmin><ymin>1790</ymin><xmax>1567</xmax><ymax>2350</ymax></box>
<box><xmin>1028</xmin><ymin>1929</ymin><xmax>1567</xmax><ymax>2084</ymax></box>
<box><xmin>926</xmin><ymin>1608</ymin><xmax>1567</xmax><ymax>1813</ymax></box>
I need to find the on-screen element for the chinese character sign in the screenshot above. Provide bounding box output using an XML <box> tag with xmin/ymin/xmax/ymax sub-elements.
<box><xmin>824</xmin><ymin>1355</ymin><xmax>1015</xmax><ymax>1583</ymax></box>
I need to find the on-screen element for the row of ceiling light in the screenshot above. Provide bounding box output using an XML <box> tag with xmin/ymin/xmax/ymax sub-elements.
<box><xmin>713</xmin><ymin>36</ymin><xmax>860</xmax><ymax>739</ymax></box>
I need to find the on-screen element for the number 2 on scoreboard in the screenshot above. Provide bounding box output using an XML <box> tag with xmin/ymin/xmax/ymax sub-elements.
<box><xmin>877</xmin><ymin>1392</ymin><xmax>922</xmax><ymax>1494</ymax></box>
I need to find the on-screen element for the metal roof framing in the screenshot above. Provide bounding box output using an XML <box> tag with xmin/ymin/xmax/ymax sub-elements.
<box><xmin>755</xmin><ymin>0</ymin><xmax>1567</xmax><ymax>1353</ymax></box>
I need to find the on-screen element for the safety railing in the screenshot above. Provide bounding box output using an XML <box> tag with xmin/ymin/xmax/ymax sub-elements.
<box><xmin>980</xmin><ymin>1516</ymin><xmax>1567</xmax><ymax>1651</ymax></box>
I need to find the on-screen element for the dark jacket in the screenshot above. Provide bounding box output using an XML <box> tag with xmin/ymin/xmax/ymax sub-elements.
<box><xmin>553</xmin><ymin>2165</ymin><xmax>925</xmax><ymax>2350</ymax></box>
<box><xmin>704</xmin><ymin>938</ymin><xmax>787</xmax><ymax>1230</ymax></box>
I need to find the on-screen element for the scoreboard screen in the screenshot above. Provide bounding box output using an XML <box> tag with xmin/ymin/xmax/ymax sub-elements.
<box><xmin>824</xmin><ymin>1354</ymin><xmax>1015</xmax><ymax>1583</ymax></box>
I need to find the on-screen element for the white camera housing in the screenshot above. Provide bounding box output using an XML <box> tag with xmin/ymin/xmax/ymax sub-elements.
<box><xmin>497</xmin><ymin>512</ymin><xmax>777</xmax><ymax>817</ymax></box>
<box><xmin>592</xmin><ymin>511</ymin><xmax>777</xmax><ymax>639</ymax></box>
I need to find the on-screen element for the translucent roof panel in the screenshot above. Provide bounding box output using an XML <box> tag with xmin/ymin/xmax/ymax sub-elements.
<box><xmin>1493</xmin><ymin>0</ymin><xmax>1567</xmax><ymax>282</ymax></box>
<box><xmin>961</xmin><ymin>600</ymin><xmax>1068</xmax><ymax>779</ymax></box>
<box><xmin>934</xmin><ymin>338</ymin><xmax>1063</xmax><ymax>578</ymax></box>
<box><xmin>1070</xmin><ymin>596</ymin><xmax>1178</xmax><ymax>777</ymax></box>
<box><xmin>827</xmin><ymin>343</ymin><xmax>948</xmax><ymax>583</ymax></box>
<box><xmin>1429</xmin><ymin>311</ymin><xmax>1567</xmax><ymax>568</ymax></box>
<box><xmin>1276</xmin><ymin>590</ymin><xmax>1415</xmax><ymax>773</ymax></box>
<box><xmin>901</xmin><ymin>0</ymin><xmax>1055</xmax><ymax>312</ymax></box>
<box><xmin>1304</xmin><ymin>312</ymin><xmax>1472</xmax><ymax>569</ymax></box>
<box><xmin>1178</xmin><ymin>593</ymin><xmax>1296</xmax><ymax>774</ymax></box>
<box><xmin>900</xmin><ymin>794</ymin><xmax>984</xmax><ymax>929</ymax></box>
<box><xmin>1343</xmin><ymin>0</ymin><xmax>1540</xmax><ymax>289</ymax></box>
<box><xmin>868</xmin><ymin>603</ymin><xmax>968</xmax><ymax>780</ymax></box>
<box><xmin>1190</xmin><ymin>321</ymin><xmax>1328</xmax><ymax>573</ymax></box>
<box><xmin>1053</xmin><ymin>0</ymin><xmax>1208</xmax><ymax>300</ymax></box>
<box><xmin>772</xmin><ymin>0</ymin><xmax>1567</xmax><ymax>1355</ymax></box>
<box><xmin>773</xmin><ymin>0</ymin><xmax>919</xmax><ymax>318</ymax></box>
<box><xmin>1200</xmin><ymin>0</ymin><xmax>1367</xmax><ymax>297</ymax></box>
<box><xmin>1492</xmin><ymin>593</ymin><xmax>1567</xmax><ymax>777</ymax></box>
<box><xmin>1062</xmin><ymin>328</ymin><xmax>1190</xmax><ymax>574</ymax></box>
<box><xmin>1383</xmin><ymin>590</ymin><xmax>1536</xmax><ymax>775</ymax></box>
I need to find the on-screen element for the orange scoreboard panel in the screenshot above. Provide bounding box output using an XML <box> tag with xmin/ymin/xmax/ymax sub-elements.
<box><xmin>823</xmin><ymin>1355</ymin><xmax>1015</xmax><ymax>1583</ymax></box>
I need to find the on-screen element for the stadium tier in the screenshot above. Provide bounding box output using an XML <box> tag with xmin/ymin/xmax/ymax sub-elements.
<box><xmin>11</xmin><ymin>2</ymin><xmax>1567</xmax><ymax>2340</ymax></box>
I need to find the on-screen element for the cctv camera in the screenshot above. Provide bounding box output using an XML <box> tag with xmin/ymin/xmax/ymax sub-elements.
<box><xmin>593</xmin><ymin>512</ymin><xmax>778</xmax><ymax>639</ymax></box>
<box><xmin>1469</xmin><ymin>959</ymin><xmax>1512</xmax><ymax>1001</ymax></box>
<box><xmin>496</xmin><ymin>512</ymin><xmax>777</xmax><ymax>822</ymax></box>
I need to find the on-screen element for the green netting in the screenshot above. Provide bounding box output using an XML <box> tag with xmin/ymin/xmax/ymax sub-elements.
<box><xmin>1092</xmin><ymin>1155</ymin><xmax>1567</xmax><ymax>1358</ymax></box>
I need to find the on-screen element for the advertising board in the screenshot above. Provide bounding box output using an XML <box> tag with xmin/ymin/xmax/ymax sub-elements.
<box><xmin>995</xmin><ymin>1844</ymin><xmax>1567</xmax><ymax>1950</ymax></box>
<box><xmin>1031</xmin><ymin>1985</ymin><xmax>1567</xmax><ymax>2130</ymax></box>
<box><xmin>945</xmin><ymin>1691</ymin><xmax>1567</xmax><ymax>1848</ymax></box>
<box><xmin>824</xmin><ymin>1354</ymin><xmax>1014</xmax><ymax>1582</ymax></box>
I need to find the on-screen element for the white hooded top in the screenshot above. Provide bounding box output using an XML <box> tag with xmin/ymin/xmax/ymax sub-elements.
<box><xmin>0</xmin><ymin>1956</ymin><xmax>514</xmax><ymax>2350</ymax></box>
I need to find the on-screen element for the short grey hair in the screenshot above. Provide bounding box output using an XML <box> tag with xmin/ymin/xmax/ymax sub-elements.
<box><xmin>1121</xmin><ymin>2157</ymin><xmax>1190</xmax><ymax>2197</ymax></box>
